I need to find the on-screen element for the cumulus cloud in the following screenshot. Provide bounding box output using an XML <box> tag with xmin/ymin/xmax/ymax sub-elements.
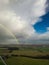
<box><xmin>0</xmin><ymin>0</ymin><xmax>49</xmax><ymax>44</ymax></box>
<box><xmin>8</xmin><ymin>0</ymin><xmax>47</xmax><ymax>24</ymax></box>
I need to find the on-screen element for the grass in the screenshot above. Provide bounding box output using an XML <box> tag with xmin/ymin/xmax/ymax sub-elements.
<box><xmin>0</xmin><ymin>46</ymin><xmax>49</xmax><ymax>65</ymax></box>
<box><xmin>6</xmin><ymin>56</ymin><xmax>49</xmax><ymax>65</ymax></box>
<box><xmin>0</xmin><ymin>60</ymin><xmax>4</xmax><ymax>65</ymax></box>
<box><xmin>11</xmin><ymin>50</ymin><xmax>49</xmax><ymax>57</ymax></box>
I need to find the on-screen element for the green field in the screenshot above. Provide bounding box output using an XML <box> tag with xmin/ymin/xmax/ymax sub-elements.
<box><xmin>6</xmin><ymin>56</ymin><xmax>49</xmax><ymax>65</ymax></box>
<box><xmin>0</xmin><ymin>56</ymin><xmax>49</xmax><ymax>65</ymax></box>
<box><xmin>0</xmin><ymin>46</ymin><xmax>49</xmax><ymax>65</ymax></box>
<box><xmin>0</xmin><ymin>60</ymin><xmax>4</xmax><ymax>65</ymax></box>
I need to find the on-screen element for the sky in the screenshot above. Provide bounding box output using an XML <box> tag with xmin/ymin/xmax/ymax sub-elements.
<box><xmin>34</xmin><ymin>12</ymin><xmax>49</xmax><ymax>33</ymax></box>
<box><xmin>0</xmin><ymin>0</ymin><xmax>49</xmax><ymax>44</ymax></box>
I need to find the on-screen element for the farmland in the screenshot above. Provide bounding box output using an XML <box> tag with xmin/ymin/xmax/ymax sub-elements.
<box><xmin>0</xmin><ymin>44</ymin><xmax>49</xmax><ymax>65</ymax></box>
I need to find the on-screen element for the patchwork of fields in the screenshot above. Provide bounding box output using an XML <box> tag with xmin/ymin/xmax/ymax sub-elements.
<box><xmin>0</xmin><ymin>45</ymin><xmax>49</xmax><ymax>65</ymax></box>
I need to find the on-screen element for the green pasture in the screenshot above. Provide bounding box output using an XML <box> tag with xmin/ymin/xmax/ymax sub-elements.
<box><xmin>6</xmin><ymin>56</ymin><xmax>49</xmax><ymax>65</ymax></box>
<box><xmin>0</xmin><ymin>60</ymin><xmax>4</xmax><ymax>65</ymax></box>
<box><xmin>0</xmin><ymin>46</ymin><xmax>49</xmax><ymax>65</ymax></box>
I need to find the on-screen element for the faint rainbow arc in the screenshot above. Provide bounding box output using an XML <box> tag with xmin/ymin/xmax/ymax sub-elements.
<box><xmin>0</xmin><ymin>24</ymin><xmax>19</xmax><ymax>44</ymax></box>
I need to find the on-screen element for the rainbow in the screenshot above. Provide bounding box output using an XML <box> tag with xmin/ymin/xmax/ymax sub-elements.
<box><xmin>0</xmin><ymin>24</ymin><xmax>19</xmax><ymax>44</ymax></box>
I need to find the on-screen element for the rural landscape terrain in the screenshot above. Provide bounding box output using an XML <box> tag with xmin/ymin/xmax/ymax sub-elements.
<box><xmin>0</xmin><ymin>44</ymin><xmax>49</xmax><ymax>65</ymax></box>
<box><xmin>0</xmin><ymin>0</ymin><xmax>49</xmax><ymax>65</ymax></box>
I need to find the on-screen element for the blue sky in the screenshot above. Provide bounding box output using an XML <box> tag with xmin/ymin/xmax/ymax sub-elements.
<box><xmin>34</xmin><ymin>12</ymin><xmax>49</xmax><ymax>34</ymax></box>
<box><xmin>0</xmin><ymin>0</ymin><xmax>49</xmax><ymax>44</ymax></box>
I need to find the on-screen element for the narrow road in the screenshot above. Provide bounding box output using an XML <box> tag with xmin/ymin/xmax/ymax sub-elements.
<box><xmin>0</xmin><ymin>56</ymin><xmax>7</xmax><ymax>65</ymax></box>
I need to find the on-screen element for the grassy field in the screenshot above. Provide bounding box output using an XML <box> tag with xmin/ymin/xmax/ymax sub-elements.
<box><xmin>6</xmin><ymin>56</ymin><xmax>49</xmax><ymax>65</ymax></box>
<box><xmin>0</xmin><ymin>45</ymin><xmax>49</xmax><ymax>65</ymax></box>
<box><xmin>0</xmin><ymin>60</ymin><xmax>4</xmax><ymax>65</ymax></box>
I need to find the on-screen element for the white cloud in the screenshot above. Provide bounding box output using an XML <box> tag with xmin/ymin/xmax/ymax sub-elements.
<box><xmin>47</xmin><ymin>27</ymin><xmax>49</xmax><ymax>31</ymax></box>
<box><xmin>0</xmin><ymin>0</ymin><xmax>9</xmax><ymax>5</ymax></box>
<box><xmin>0</xmin><ymin>0</ymin><xmax>48</xmax><ymax>44</ymax></box>
<box><xmin>8</xmin><ymin>0</ymin><xmax>47</xmax><ymax>24</ymax></box>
